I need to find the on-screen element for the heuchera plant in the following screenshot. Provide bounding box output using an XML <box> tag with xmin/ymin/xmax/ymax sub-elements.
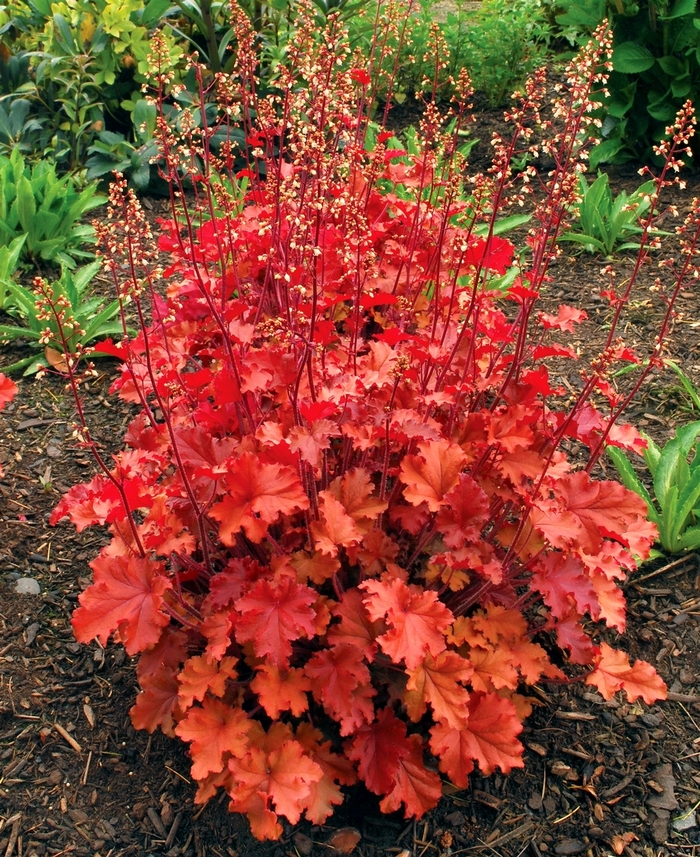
<box><xmin>48</xmin><ymin>3</ymin><xmax>698</xmax><ymax>840</ymax></box>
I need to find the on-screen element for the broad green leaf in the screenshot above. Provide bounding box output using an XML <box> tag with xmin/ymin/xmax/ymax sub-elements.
<box><xmin>15</xmin><ymin>175</ymin><xmax>37</xmax><ymax>239</ymax></box>
<box><xmin>35</xmin><ymin>238</ymin><xmax>67</xmax><ymax>260</ymax></box>
<box><xmin>670</xmin><ymin>469</ymin><xmax>700</xmax><ymax>546</ymax></box>
<box><xmin>647</xmin><ymin>90</ymin><xmax>677</xmax><ymax>122</ymax></box>
<box><xmin>83</xmin><ymin>315</ymin><xmax>124</xmax><ymax>343</ymax></box>
<box><xmin>642</xmin><ymin>433</ymin><xmax>662</xmax><ymax>475</ymax></box>
<box><xmin>141</xmin><ymin>0</ymin><xmax>174</xmax><ymax>24</ymax></box>
<box><xmin>672</xmin><ymin>75</ymin><xmax>692</xmax><ymax>98</ymax></box>
<box><xmin>613</xmin><ymin>42</ymin><xmax>655</xmax><ymax>74</ymax></box>
<box><xmin>659</xmin><ymin>484</ymin><xmax>680</xmax><ymax>552</ymax></box>
<box><xmin>654</xmin><ymin>422</ymin><xmax>700</xmax><ymax>508</ymax></box>
<box><xmin>678</xmin><ymin>525</ymin><xmax>700</xmax><ymax>551</ymax></box>
<box><xmin>474</xmin><ymin>214</ymin><xmax>531</xmax><ymax>237</ymax></box>
<box><xmin>664</xmin><ymin>361</ymin><xmax>700</xmax><ymax>410</ymax></box>
<box><xmin>0</xmin><ymin>235</ymin><xmax>27</xmax><ymax>276</ymax></box>
<box><xmin>560</xmin><ymin>232</ymin><xmax>607</xmax><ymax>253</ymax></box>
<box><xmin>0</xmin><ymin>323</ymin><xmax>39</xmax><ymax>341</ymax></box>
<box><xmin>657</xmin><ymin>55</ymin><xmax>686</xmax><ymax>76</ymax></box>
<box><xmin>6</xmin><ymin>281</ymin><xmax>38</xmax><ymax>316</ymax></box>
<box><xmin>53</xmin><ymin>13</ymin><xmax>77</xmax><ymax>53</ymax></box>
<box><xmin>72</xmin><ymin>259</ymin><xmax>102</xmax><ymax>297</ymax></box>
<box><xmin>37</xmin><ymin>211</ymin><xmax>61</xmax><ymax>239</ymax></box>
<box><xmin>42</xmin><ymin>175</ymin><xmax>70</xmax><ymax>211</ymax></box>
<box><xmin>10</xmin><ymin>147</ymin><xmax>25</xmax><ymax>184</ymax></box>
<box><xmin>661</xmin><ymin>0</ymin><xmax>696</xmax><ymax>18</ymax></box>
<box><xmin>675</xmin><ymin>421</ymin><xmax>700</xmax><ymax>458</ymax></box>
<box><xmin>59</xmin><ymin>269</ymin><xmax>78</xmax><ymax>308</ymax></box>
<box><xmin>589</xmin><ymin>138</ymin><xmax>626</xmax><ymax>170</ymax></box>
<box><xmin>131</xmin><ymin>164</ymin><xmax>152</xmax><ymax>190</ymax></box>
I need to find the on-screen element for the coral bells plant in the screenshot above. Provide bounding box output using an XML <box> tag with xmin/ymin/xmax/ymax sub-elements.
<box><xmin>49</xmin><ymin>6</ymin><xmax>697</xmax><ymax>840</ymax></box>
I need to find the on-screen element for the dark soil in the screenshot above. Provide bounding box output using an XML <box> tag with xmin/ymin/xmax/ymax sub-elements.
<box><xmin>2</xmin><ymin>100</ymin><xmax>700</xmax><ymax>857</ymax></box>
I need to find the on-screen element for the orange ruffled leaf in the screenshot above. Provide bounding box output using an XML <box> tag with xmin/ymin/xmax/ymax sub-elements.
<box><xmin>586</xmin><ymin>642</ymin><xmax>667</xmax><ymax>704</ymax></box>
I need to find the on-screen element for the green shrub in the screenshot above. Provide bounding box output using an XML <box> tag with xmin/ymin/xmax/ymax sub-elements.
<box><xmin>0</xmin><ymin>147</ymin><xmax>104</xmax><ymax>267</ymax></box>
<box><xmin>553</xmin><ymin>0</ymin><xmax>700</xmax><ymax>165</ymax></box>
<box><xmin>349</xmin><ymin>0</ymin><xmax>551</xmax><ymax>107</ymax></box>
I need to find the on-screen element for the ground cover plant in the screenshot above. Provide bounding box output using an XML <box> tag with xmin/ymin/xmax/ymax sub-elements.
<box><xmin>43</xmin><ymin>4</ymin><xmax>700</xmax><ymax>843</ymax></box>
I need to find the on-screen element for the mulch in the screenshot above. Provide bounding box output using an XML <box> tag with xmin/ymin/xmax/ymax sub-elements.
<box><xmin>2</xmin><ymin>97</ymin><xmax>700</xmax><ymax>857</ymax></box>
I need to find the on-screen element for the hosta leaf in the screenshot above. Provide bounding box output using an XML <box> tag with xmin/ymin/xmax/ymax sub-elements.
<box><xmin>612</xmin><ymin>42</ymin><xmax>655</xmax><ymax>74</ymax></box>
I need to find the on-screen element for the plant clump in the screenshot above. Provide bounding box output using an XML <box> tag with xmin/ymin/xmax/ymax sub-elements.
<box><xmin>48</xmin><ymin>4</ymin><xmax>698</xmax><ymax>841</ymax></box>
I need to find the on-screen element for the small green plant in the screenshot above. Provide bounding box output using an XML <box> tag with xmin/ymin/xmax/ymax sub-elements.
<box><xmin>0</xmin><ymin>259</ymin><xmax>123</xmax><ymax>374</ymax></box>
<box><xmin>560</xmin><ymin>172</ymin><xmax>657</xmax><ymax>256</ymax></box>
<box><xmin>0</xmin><ymin>148</ymin><xmax>105</xmax><ymax>268</ymax></box>
<box><xmin>86</xmin><ymin>98</ymin><xmax>159</xmax><ymax>191</ymax></box>
<box><xmin>0</xmin><ymin>235</ymin><xmax>27</xmax><ymax>310</ymax></box>
<box><xmin>664</xmin><ymin>360</ymin><xmax>700</xmax><ymax>412</ymax></box>
<box><xmin>607</xmin><ymin>421</ymin><xmax>700</xmax><ymax>554</ymax></box>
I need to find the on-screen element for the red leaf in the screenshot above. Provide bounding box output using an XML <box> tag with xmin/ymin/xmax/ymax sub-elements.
<box><xmin>234</xmin><ymin>576</ymin><xmax>317</xmax><ymax>667</ymax></box>
<box><xmin>137</xmin><ymin>626</ymin><xmax>188</xmax><ymax>679</ymax></box>
<box><xmin>346</xmin><ymin>706</ymin><xmax>412</xmax><ymax>795</ymax></box>
<box><xmin>296</xmin><ymin>723</ymin><xmax>357</xmax><ymax>824</ymax></box>
<box><xmin>174</xmin><ymin>698</ymin><xmax>251</xmax><ymax>780</ymax></box>
<box><xmin>468</xmin><ymin>646</ymin><xmax>519</xmax><ymax>692</ymax></box>
<box><xmin>379</xmin><ymin>733</ymin><xmax>443</xmax><ymax>818</ymax></box>
<box><xmin>535</xmin><ymin>471</ymin><xmax>650</xmax><ymax>554</ymax></box>
<box><xmin>130</xmin><ymin>666</ymin><xmax>181</xmax><ymax>737</ymax></box>
<box><xmin>305</xmin><ymin>643</ymin><xmax>375</xmax><ymax>735</ymax></box>
<box><xmin>251</xmin><ymin>663</ymin><xmax>312</xmax><ymax>719</ymax></box>
<box><xmin>50</xmin><ymin>475</ymin><xmax>115</xmax><ymax>532</ymax></box>
<box><xmin>171</xmin><ymin>425</ymin><xmax>236</xmax><ymax>475</ymax></box>
<box><xmin>177</xmin><ymin>655</ymin><xmax>239</xmax><ymax>709</ymax></box>
<box><xmin>590</xmin><ymin>570</ymin><xmax>627</xmax><ymax>631</ymax></box>
<box><xmin>210</xmin><ymin>452</ymin><xmax>309</xmax><ymax>544</ymax></box>
<box><xmin>435</xmin><ymin>474</ymin><xmax>490</xmax><ymax>548</ymax></box>
<box><xmin>361</xmin><ymin>576</ymin><xmax>454</xmax><ymax>669</ymax></box>
<box><xmin>545</xmin><ymin>610</ymin><xmax>596</xmax><ymax>665</ymax></box>
<box><xmin>538</xmin><ymin>305</ymin><xmax>588</xmax><ymax>333</ymax></box>
<box><xmin>0</xmin><ymin>373</ymin><xmax>18</xmax><ymax>410</ymax></box>
<box><xmin>327</xmin><ymin>588</ymin><xmax>381</xmax><ymax>661</ymax></box>
<box><xmin>328</xmin><ymin>468</ymin><xmax>388</xmax><ymax>523</ymax></box>
<box><xmin>311</xmin><ymin>491</ymin><xmax>363</xmax><ymax>557</ymax></box>
<box><xmin>229</xmin><ymin>729</ymin><xmax>323</xmax><ymax>838</ymax></box>
<box><xmin>404</xmin><ymin>651</ymin><xmax>473</xmax><ymax>728</ymax></box>
<box><xmin>429</xmin><ymin>692</ymin><xmax>524</xmax><ymax>785</ymax></box>
<box><xmin>531</xmin><ymin>554</ymin><xmax>597</xmax><ymax>619</ymax></box>
<box><xmin>71</xmin><ymin>552</ymin><xmax>172</xmax><ymax>655</ymax></box>
<box><xmin>586</xmin><ymin>642</ymin><xmax>667</xmax><ymax>703</ymax></box>
<box><xmin>400</xmin><ymin>439</ymin><xmax>466</xmax><ymax>512</ymax></box>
